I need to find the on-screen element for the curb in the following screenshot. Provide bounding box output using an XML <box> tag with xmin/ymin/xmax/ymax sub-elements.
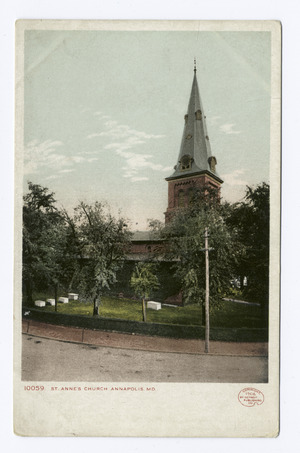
<box><xmin>22</xmin><ymin>320</ymin><xmax>268</xmax><ymax>357</ymax></box>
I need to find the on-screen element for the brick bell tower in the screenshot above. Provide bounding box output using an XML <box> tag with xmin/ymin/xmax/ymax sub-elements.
<box><xmin>165</xmin><ymin>61</ymin><xmax>223</xmax><ymax>222</ymax></box>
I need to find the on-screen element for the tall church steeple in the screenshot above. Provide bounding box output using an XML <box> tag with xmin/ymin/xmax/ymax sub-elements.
<box><xmin>165</xmin><ymin>64</ymin><xmax>223</xmax><ymax>222</ymax></box>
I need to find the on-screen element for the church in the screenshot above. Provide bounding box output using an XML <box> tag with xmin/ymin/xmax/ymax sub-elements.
<box><xmin>117</xmin><ymin>62</ymin><xmax>223</xmax><ymax>304</ymax></box>
<box><xmin>165</xmin><ymin>61</ymin><xmax>223</xmax><ymax>221</ymax></box>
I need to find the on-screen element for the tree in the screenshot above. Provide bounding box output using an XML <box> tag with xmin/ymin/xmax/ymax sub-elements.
<box><xmin>130</xmin><ymin>263</ymin><xmax>160</xmax><ymax>322</ymax></box>
<box><xmin>22</xmin><ymin>182</ymin><xmax>68</xmax><ymax>307</ymax></box>
<box><xmin>163</xmin><ymin>197</ymin><xmax>242</xmax><ymax>323</ymax></box>
<box><xmin>227</xmin><ymin>183</ymin><xmax>270</xmax><ymax>323</ymax></box>
<box><xmin>71</xmin><ymin>201</ymin><xmax>132</xmax><ymax>316</ymax></box>
<box><xmin>60</xmin><ymin>208</ymin><xmax>86</xmax><ymax>295</ymax></box>
<box><xmin>147</xmin><ymin>219</ymin><xmax>164</xmax><ymax>237</ymax></box>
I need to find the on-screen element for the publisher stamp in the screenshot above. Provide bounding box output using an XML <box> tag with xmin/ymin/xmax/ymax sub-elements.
<box><xmin>238</xmin><ymin>388</ymin><xmax>264</xmax><ymax>407</ymax></box>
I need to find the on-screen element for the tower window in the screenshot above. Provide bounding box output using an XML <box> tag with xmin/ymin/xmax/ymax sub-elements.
<box><xmin>180</xmin><ymin>154</ymin><xmax>192</xmax><ymax>171</ymax></box>
<box><xmin>208</xmin><ymin>156</ymin><xmax>217</xmax><ymax>172</ymax></box>
<box><xmin>184</xmin><ymin>114</ymin><xmax>188</xmax><ymax>124</ymax></box>
<box><xmin>195</xmin><ymin>110</ymin><xmax>202</xmax><ymax>120</ymax></box>
<box><xmin>178</xmin><ymin>190</ymin><xmax>185</xmax><ymax>207</ymax></box>
<box><xmin>188</xmin><ymin>187</ymin><xmax>195</xmax><ymax>205</ymax></box>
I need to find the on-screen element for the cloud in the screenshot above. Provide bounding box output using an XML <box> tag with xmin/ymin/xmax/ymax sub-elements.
<box><xmin>220</xmin><ymin>123</ymin><xmax>241</xmax><ymax>135</ymax></box>
<box><xmin>44</xmin><ymin>174</ymin><xmax>59</xmax><ymax>181</ymax></box>
<box><xmin>222</xmin><ymin>169</ymin><xmax>249</xmax><ymax>186</ymax></box>
<box><xmin>207</xmin><ymin>116</ymin><xmax>221</xmax><ymax>126</ymax></box>
<box><xmin>221</xmin><ymin>169</ymin><xmax>250</xmax><ymax>203</ymax></box>
<box><xmin>94</xmin><ymin>111</ymin><xmax>111</xmax><ymax>120</ymax></box>
<box><xmin>72</xmin><ymin>156</ymin><xmax>85</xmax><ymax>164</ymax></box>
<box><xmin>105</xmin><ymin>137</ymin><xmax>146</xmax><ymax>151</ymax></box>
<box><xmin>131</xmin><ymin>177</ymin><xmax>149</xmax><ymax>182</ymax></box>
<box><xmin>80</xmin><ymin>107</ymin><xmax>91</xmax><ymax>114</ymax></box>
<box><xmin>87</xmin><ymin>122</ymin><xmax>164</xmax><ymax>141</ymax></box>
<box><xmin>87</xmin><ymin>118</ymin><xmax>167</xmax><ymax>182</ymax></box>
<box><xmin>24</xmin><ymin>140</ymin><xmax>66</xmax><ymax>175</ymax></box>
<box><xmin>59</xmin><ymin>169</ymin><xmax>75</xmax><ymax>174</ymax></box>
<box><xmin>24</xmin><ymin>139</ymin><xmax>98</xmax><ymax>177</ymax></box>
<box><xmin>113</xmin><ymin>146</ymin><xmax>171</xmax><ymax>181</ymax></box>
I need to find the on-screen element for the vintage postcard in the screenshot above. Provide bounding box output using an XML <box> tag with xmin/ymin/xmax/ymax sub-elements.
<box><xmin>14</xmin><ymin>20</ymin><xmax>281</xmax><ymax>437</ymax></box>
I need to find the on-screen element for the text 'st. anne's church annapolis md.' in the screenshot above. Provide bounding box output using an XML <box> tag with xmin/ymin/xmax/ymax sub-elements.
<box><xmin>126</xmin><ymin>61</ymin><xmax>223</xmax><ymax>304</ymax></box>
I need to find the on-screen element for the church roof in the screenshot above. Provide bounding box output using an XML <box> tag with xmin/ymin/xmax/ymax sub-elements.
<box><xmin>131</xmin><ymin>231</ymin><xmax>162</xmax><ymax>242</ymax></box>
<box><xmin>132</xmin><ymin>231</ymin><xmax>152</xmax><ymax>241</ymax></box>
<box><xmin>166</xmin><ymin>66</ymin><xmax>222</xmax><ymax>183</ymax></box>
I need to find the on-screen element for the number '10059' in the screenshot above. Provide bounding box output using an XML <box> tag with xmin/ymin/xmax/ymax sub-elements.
<box><xmin>24</xmin><ymin>386</ymin><xmax>44</xmax><ymax>391</ymax></box>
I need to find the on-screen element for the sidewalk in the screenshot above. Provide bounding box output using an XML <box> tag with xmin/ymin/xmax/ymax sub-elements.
<box><xmin>223</xmin><ymin>297</ymin><xmax>260</xmax><ymax>307</ymax></box>
<box><xmin>22</xmin><ymin>319</ymin><xmax>268</xmax><ymax>356</ymax></box>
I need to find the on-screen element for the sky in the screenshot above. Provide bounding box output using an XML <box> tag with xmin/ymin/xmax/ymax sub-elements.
<box><xmin>23</xmin><ymin>29</ymin><xmax>271</xmax><ymax>230</ymax></box>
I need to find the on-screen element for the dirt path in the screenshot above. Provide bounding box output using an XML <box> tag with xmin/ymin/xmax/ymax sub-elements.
<box><xmin>22</xmin><ymin>334</ymin><xmax>268</xmax><ymax>382</ymax></box>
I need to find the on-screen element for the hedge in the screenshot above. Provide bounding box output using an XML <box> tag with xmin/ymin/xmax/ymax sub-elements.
<box><xmin>22</xmin><ymin>307</ymin><xmax>268</xmax><ymax>342</ymax></box>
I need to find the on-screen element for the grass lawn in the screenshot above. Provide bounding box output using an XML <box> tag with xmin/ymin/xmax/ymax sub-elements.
<box><xmin>28</xmin><ymin>293</ymin><xmax>264</xmax><ymax>328</ymax></box>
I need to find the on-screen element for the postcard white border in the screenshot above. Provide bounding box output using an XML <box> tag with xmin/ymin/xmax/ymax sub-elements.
<box><xmin>12</xmin><ymin>19</ymin><xmax>281</xmax><ymax>438</ymax></box>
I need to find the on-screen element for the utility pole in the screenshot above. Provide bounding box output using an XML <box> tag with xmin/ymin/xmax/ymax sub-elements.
<box><xmin>54</xmin><ymin>281</ymin><xmax>58</xmax><ymax>313</ymax></box>
<box><xmin>204</xmin><ymin>227</ymin><xmax>210</xmax><ymax>354</ymax></box>
<box><xmin>200</xmin><ymin>228</ymin><xmax>213</xmax><ymax>352</ymax></box>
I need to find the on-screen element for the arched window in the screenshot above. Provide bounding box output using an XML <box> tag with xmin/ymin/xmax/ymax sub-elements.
<box><xmin>188</xmin><ymin>187</ymin><xmax>195</xmax><ymax>205</ymax></box>
<box><xmin>178</xmin><ymin>190</ymin><xmax>185</xmax><ymax>207</ymax></box>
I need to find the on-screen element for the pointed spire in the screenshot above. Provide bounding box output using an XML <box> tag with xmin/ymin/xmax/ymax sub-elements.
<box><xmin>166</xmin><ymin>63</ymin><xmax>222</xmax><ymax>183</ymax></box>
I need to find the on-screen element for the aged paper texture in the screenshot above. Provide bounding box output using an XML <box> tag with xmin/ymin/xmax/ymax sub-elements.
<box><xmin>14</xmin><ymin>20</ymin><xmax>281</xmax><ymax>437</ymax></box>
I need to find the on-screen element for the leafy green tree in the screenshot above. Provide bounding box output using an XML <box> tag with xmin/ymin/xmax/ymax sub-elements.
<box><xmin>227</xmin><ymin>182</ymin><xmax>270</xmax><ymax>323</ymax></box>
<box><xmin>22</xmin><ymin>182</ymin><xmax>68</xmax><ymax>307</ymax></box>
<box><xmin>60</xmin><ymin>208</ymin><xmax>86</xmax><ymax>294</ymax></box>
<box><xmin>147</xmin><ymin>219</ymin><xmax>164</xmax><ymax>236</ymax></box>
<box><xmin>71</xmin><ymin>201</ymin><xmax>132</xmax><ymax>316</ymax></box>
<box><xmin>130</xmin><ymin>263</ymin><xmax>160</xmax><ymax>322</ymax></box>
<box><xmin>163</xmin><ymin>198</ymin><xmax>242</xmax><ymax>323</ymax></box>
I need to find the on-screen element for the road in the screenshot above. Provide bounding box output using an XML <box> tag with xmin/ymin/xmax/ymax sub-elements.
<box><xmin>22</xmin><ymin>334</ymin><xmax>268</xmax><ymax>382</ymax></box>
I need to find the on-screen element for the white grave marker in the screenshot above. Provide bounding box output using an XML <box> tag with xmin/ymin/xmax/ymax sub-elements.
<box><xmin>147</xmin><ymin>301</ymin><xmax>161</xmax><ymax>310</ymax></box>
<box><xmin>34</xmin><ymin>300</ymin><xmax>46</xmax><ymax>307</ymax></box>
<box><xmin>46</xmin><ymin>299</ymin><xmax>55</xmax><ymax>306</ymax></box>
<box><xmin>58</xmin><ymin>297</ymin><xmax>69</xmax><ymax>304</ymax></box>
<box><xmin>68</xmin><ymin>293</ymin><xmax>78</xmax><ymax>300</ymax></box>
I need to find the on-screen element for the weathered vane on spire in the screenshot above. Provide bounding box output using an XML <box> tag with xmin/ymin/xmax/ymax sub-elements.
<box><xmin>194</xmin><ymin>57</ymin><xmax>197</xmax><ymax>73</ymax></box>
